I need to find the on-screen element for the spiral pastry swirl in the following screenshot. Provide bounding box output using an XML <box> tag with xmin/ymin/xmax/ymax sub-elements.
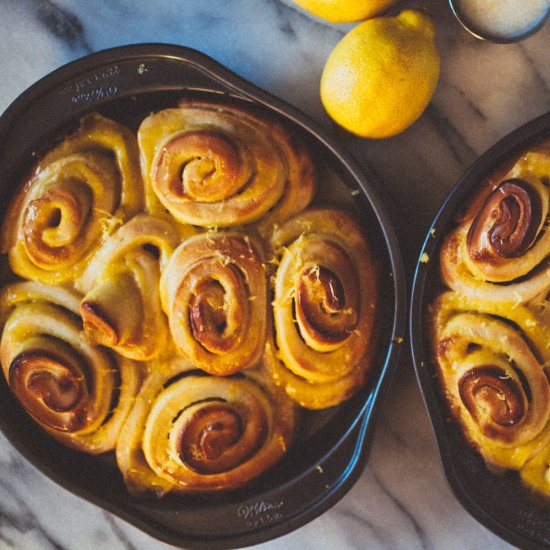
<box><xmin>160</xmin><ymin>232</ymin><xmax>268</xmax><ymax>375</ymax></box>
<box><xmin>265</xmin><ymin>208</ymin><xmax>378</xmax><ymax>409</ymax></box>
<box><xmin>431</xmin><ymin>291</ymin><xmax>550</xmax><ymax>470</ymax></box>
<box><xmin>138</xmin><ymin>100</ymin><xmax>315</xmax><ymax>229</ymax></box>
<box><xmin>0</xmin><ymin>281</ymin><xmax>142</xmax><ymax>453</ymax></box>
<box><xmin>76</xmin><ymin>215</ymin><xmax>181</xmax><ymax>361</ymax></box>
<box><xmin>1</xmin><ymin>114</ymin><xmax>143</xmax><ymax>284</ymax></box>
<box><xmin>440</xmin><ymin>151</ymin><xmax>550</xmax><ymax>304</ymax></box>
<box><xmin>116</xmin><ymin>357</ymin><xmax>295</xmax><ymax>495</ymax></box>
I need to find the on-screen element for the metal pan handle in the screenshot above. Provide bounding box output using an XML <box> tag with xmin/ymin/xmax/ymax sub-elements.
<box><xmin>124</xmin><ymin>404</ymin><xmax>375</xmax><ymax>550</ymax></box>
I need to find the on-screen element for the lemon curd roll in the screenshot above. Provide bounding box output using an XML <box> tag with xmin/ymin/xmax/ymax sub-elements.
<box><xmin>160</xmin><ymin>232</ymin><xmax>268</xmax><ymax>375</ymax></box>
<box><xmin>0</xmin><ymin>281</ymin><xmax>142</xmax><ymax>454</ymax></box>
<box><xmin>265</xmin><ymin>208</ymin><xmax>378</xmax><ymax>409</ymax></box>
<box><xmin>431</xmin><ymin>291</ymin><xmax>550</xmax><ymax>470</ymax></box>
<box><xmin>440</xmin><ymin>149</ymin><xmax>550</xmax><ymax>304</ymax></box>
<box><xmin>116</xmin><ymin>356</ymin><xmax>296</xmax><ymax>495</ymax></box>
<box><xmin>1</xmin><ymin>113</ymin><xmax>143</xmax><ymax>285</ymax></box>
<box><xmin>138</xmin><ymin>100</ymin><xmax>316</xmax><ymax>231</ymax></box>
<box><xmin>76</xmin><ymin>214</ymin><xmax>181</xmax><ymax>361</ymax></box>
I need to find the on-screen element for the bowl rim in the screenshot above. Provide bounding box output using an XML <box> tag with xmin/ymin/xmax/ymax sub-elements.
<box><xmin>447</xmin><ymin>0</ymin><xmax>550</xmax><ymax>44</ymax></box>
<box><xmin>409</xmin><ymin>109</ymin><xmax>550</xmax><ymax>550</ymax></box>
<box><xmin>0</xmin><ymin>43</ymin><xmax>407</xmax><ymax>548</ymax></box>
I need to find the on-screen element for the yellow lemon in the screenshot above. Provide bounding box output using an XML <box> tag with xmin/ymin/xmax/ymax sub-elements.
<box><xmin>292</xmin><ymin>0</ymin><xmax>400</xmax><ymax>23</ymax></box>
<box><xmin>320</xmin><ymin>9</ymin><xmax>440</xmax><ymax>139</ymax></box>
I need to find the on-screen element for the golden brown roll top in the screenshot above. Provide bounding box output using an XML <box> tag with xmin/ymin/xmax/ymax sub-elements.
<box><xmin>265</xmin><ymin>208</ymin><xmax>378</xmax><ymax>409</ymax></box>
<box><xmin>0</xmin><ymin>281</ymin><xmax>142</xmax><ymax>454</ymax></box>
<box><xmin>77</xmin><ymin>214</ymin><xmax>181</xmax><ymax>361</ymax></box>
<box><xmin>467</xmin><ymin>178</ymin><xmax>544</xmax><ymax>265</ymax></box>
<box><xmin>1</xmin><ymin>114</ymin><xmax>143</xmax><ymax>285</ymax></box>
<box><xmin>138</xmin><ymin>100</ymin><xmax>315</xmax><ymax>229</ymax></box>
<box><xmin>431</xmin><ymin>291</ymin><xmax>550</xmax><ymax>470</ymax></box>
<box><xmin>160</xmin><ymin>232</ymin><xmax>268</xmax><ymax>375</ymax></box>
<box><xmin>440</xmin><ymin>150</ymin><xmax>550</xmax><ymax>304</ymax></box>
<box><xmin>116</xmin><ymin>357</ymin><xmax>296</xmax><ymax>495</ymax></box>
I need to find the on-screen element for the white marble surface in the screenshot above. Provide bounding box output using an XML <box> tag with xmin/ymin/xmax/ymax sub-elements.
<box><xmin>2</xmin><ymin>0</ymin><xmax>550</xmax><ymax>548</ymax></box>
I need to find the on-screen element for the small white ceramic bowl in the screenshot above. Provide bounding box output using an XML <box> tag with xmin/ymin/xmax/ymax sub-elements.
<box><xmin>449</xmin><ymin>0</ymin><xmax>550</xmax><ymax>43</ymax></box>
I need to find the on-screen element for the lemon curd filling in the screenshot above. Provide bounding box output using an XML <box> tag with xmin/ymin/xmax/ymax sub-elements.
<box><xmin>457</xmin><ymin>0</ymin><xmax>549</xmax><ymax>39</ymax></box>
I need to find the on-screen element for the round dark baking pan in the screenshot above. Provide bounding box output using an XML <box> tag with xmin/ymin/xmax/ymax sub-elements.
<box><xmin>0</xmin><ymin>44</ymin><xmax>406</xmax><ymax>549</ymax></box>
<box><xmin>410</xmin><ymin>111</ymin><xmax>550</xmax><ymax>550</ymax></box>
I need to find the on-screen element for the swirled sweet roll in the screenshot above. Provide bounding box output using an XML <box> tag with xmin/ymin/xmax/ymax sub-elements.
<box><xmin>116</xmin><ymin>356</ymin><xmax>295</xmax><ymax>495</ymax></box>
<box><xmin>265</xmin><ymin>208</ymin><xmax>378</xmax><ymax>409</ymax></box>
<box><xmin>440</xmin><ymin>150</ymin><xmax>550</xmax><ymax>303</ymax></box>
<box><xmin>138</xmin><ymin>100</ymin><xmax>315</xmax><ymax>229</ymax></box>
<box><xmin>160</xmin><ymin>232</ymin><xmax>268</xmax><ymax>375</ymax></box>
<box><xmin>0</xmin><ymin>281</ymin><xmax>142</xmax><ymax>454</ymax></box>
<box><xmin>76</xmin><ymin>215</ymin><xmax>181</xmax><ymax>361</ymax></box>
<box><xmin>431</xmin><ymin>291</ymin><xmax>550</xmax><ymax>470</ymax></box>
<box><xmin>1</xmin><ymin>113</ymin><xmax>143</xmax><ymax>284</ymax></box>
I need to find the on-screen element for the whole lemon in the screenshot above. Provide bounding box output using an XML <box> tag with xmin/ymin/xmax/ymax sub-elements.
<box><xmin>292</xmin><ymin>0</ymin><xmax>400</xmax><ymax>23</ymax></box>
<box><xmin>320</xmin><ymin>10</ymin><xmax>440</xmax><ymax>139</ymax></box>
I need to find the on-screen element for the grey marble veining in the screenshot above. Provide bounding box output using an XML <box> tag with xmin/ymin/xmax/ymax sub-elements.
<box><xmin>1</xmin><ymin>0</ymin><xmax>549</xmax><ymax>548</ymax></box>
